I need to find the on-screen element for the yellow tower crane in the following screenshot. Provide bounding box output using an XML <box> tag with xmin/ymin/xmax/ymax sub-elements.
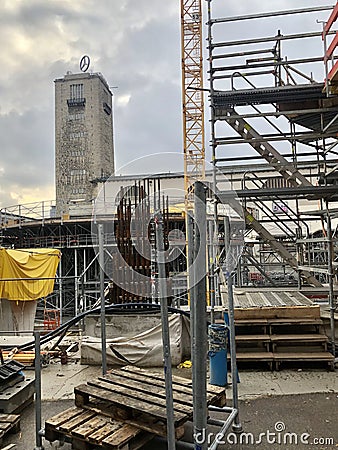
<box><xmin>180</xmin><ymin>0</ymin><xmax>206</xmax><ymax>305</ymax></box>
<box><xmin>180</xmin><ymin>0</ymin><xmax>205</xmax><ymax>206</ymax></box>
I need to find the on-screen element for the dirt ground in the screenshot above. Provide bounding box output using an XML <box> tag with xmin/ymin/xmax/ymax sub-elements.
<box><xmin>2</xmin><ymin>392</ymin><xmax>337</xmax><ymax>450</ymax></box>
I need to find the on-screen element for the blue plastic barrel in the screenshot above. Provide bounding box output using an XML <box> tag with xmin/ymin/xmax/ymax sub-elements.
<box><xmin>208</xmin><ymin>323</ymin><xmax>228</xmax><ymax>386</ymax></box>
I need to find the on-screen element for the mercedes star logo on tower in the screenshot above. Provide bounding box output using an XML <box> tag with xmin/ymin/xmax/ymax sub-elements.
<box><xmin>79</xmin><ymin>55</ymin><xmax>90</xmax><ymax>72</ymax></box>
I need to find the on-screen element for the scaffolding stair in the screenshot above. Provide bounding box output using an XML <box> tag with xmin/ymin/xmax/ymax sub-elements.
<box><xmin>219</xmin><ymin>109</ymin><xmax>321</xmax><ymax>286</ymax></box>
<box><xmin>224</xmin><ymin>109</ymin><xmax>312</xmax><ymax>187</ymax></box>
<box><xmin>224</xmin><ymin>197</ymin><xmax>321</xmax><ymax>286</ymax></box>
<box><xmin>243</xmin><ymin>208</ymin><xmax>322</xmax><ymax>287</ymax></box>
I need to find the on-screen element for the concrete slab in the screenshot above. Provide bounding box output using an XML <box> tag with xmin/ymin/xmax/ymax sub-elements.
<box><xmin>40</xmin><ymin>362</ymin><xmax>101</xmax><ymax>400</ymax></box>
<box><xmin>0</xmin><ymin>377</ymin><xmax>35</xmax><ymax>413</ymax></box>
<box><xmin>225</xmin><ymin>369</ymin><xmax>337</xmax><ymax>400</ymax></box>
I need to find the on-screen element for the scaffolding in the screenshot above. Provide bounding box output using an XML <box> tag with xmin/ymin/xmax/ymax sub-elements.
<box><xmin>207</xmin><ymin>2</ymin><xmax>338</xmax><ymax>359</ymax></box>
<box><xmin>207</xmin><ymin>2</ymin><xmax>337</xmax><ymax>278</ymax></box>
<box><xmin>0</xmin><ymin>180</ymin><xmax>187</xmax><ymax>321</ymax></box>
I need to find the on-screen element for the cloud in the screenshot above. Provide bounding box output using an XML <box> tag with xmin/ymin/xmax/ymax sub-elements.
<box><xmin>0</xmin><ymin>108</ymin><xmax>54</xmax><ymax>208</ymax></box>
<box><xmin>0</xmin><ymin>0</ymin><xmax>333</xmax><ymax>208</ymax></box>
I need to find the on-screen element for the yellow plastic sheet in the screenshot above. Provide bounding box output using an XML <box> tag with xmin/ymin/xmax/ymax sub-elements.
<box><xmin>0</xmin><ymin>248</ymin><xmax>61</xmax><ymax>301</ymax></box>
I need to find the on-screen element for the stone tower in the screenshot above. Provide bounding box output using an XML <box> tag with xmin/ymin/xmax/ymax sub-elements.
<box><xmin>54</xmin><ymin>72</ymin><xmax>114</xmax><ymax>216</ymax></box>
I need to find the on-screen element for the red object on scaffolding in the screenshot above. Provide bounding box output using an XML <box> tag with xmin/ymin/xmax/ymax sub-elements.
<box><xmin>43</xmin><ymin>309</ymin><xmax>60</xmax><ymax>330</ymax></box>
<box><xmin>323</xmin><ymin>2</ymin><xmax>338</xmax><ymax>90</ymax></box>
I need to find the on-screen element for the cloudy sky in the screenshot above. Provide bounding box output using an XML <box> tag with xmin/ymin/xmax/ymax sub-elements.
<box><xmin>0</xmin><ymin>0</ymin><xmax>333</xmax><ymax>208</ymax></box>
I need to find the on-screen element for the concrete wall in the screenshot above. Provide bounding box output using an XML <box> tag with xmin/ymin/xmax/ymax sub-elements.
<box><xmin>0</xmin><ymin>299</ymin><xmax>37</xmax><ymax>332</ymax></box>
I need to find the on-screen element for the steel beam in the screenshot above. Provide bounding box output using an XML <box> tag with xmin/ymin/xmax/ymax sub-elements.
<box><xmin>218</xmin><ymin>185</ymin><xmax>338</xmax><ymax>201</ymax></box>
<box><xmin>209</xmin><ymin>5</ymin><xmax>333</xmax><ymax>24</ymax></box>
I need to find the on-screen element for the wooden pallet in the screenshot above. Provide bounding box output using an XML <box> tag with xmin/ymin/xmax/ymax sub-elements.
<box><xmin>231</xmin><ymin>311</ymin><xmax>334</xmax><ymax>370</ymax></box>
<box><xmin>274</xmin><ymin>352</ymin><xmax>335</xmax><ymax>370</ymax></box>
<box><xmin>74</xmin><ymin>365</ymin><xmax>226</xmax><ymax>439</ymax></box>
<box><xmin>234</xmin><ymin>318</ymin><xmax>323</xmax><ymax>335</ymax></box>
<box><xmin>0</xmin><ymin>413</ymin><xmax>20</xmax><ymax>447</ymax></box>
<box><xmin>233</xmin><ymin>305</ymin><xmax>320</xmax><ymax>321</ymax></box>
<box><xmin>271</xmin><ymin>334</ymin><xmax>328</xmax><ymax>352</ymax></box>
<box><xmin>45</xmin><ymin>406</ymin><xmax>151</xmax><ymax>450</ymax></box>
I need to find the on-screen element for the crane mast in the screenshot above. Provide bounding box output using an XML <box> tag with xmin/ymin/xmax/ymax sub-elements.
<box><xmin>180</xmin><ymin>0</ymin><xmax>205</xmax><ymax>208</ymax></box>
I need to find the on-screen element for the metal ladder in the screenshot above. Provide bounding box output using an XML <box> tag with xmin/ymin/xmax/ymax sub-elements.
<box><xmin>219</xmin><ymin>108</ymin><xmax>322</xmax><ymax>286</ymax></box>
<box><xmin>242</xmin><ymin>207</ymin><xmax>322</xmax><ymax>287</ymax></box>
<box><xmin>225</xmin><ymin>109</ymin><xmax>312</xmax><ymax>187</ymax></box>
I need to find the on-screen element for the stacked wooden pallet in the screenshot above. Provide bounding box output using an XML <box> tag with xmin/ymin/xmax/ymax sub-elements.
<box><xmin>45</xmin><ymin>407</ymin><xmax>150</xmax><ymax>450</ymax></box>
<box><xmin>232</xmin><ymin>306</ymin><xmax>335</xmax><ymax>370</ymax></box>
<box><xmin>45</xmin><ymin>366</ymin><xmax>226</xmax><ymax>450</ymax></box>
<box><xmin>0</xmin><ymin>414</ymin><xmax>20</xmax><ymax>448</ymax></box>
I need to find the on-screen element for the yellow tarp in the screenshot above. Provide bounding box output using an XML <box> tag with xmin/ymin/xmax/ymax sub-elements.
<box><xmin>0</xmin><ymin>248</ymin><xmax>61</xmax><ymax>301</ymax></box>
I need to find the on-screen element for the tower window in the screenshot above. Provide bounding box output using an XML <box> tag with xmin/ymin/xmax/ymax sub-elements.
<box><xmin>70</xmin><ymin>84</ymin><xmax>84</xmax><ymax>100</ymax></box>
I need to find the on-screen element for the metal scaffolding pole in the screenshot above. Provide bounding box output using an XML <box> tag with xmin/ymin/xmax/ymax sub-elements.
<box><xmin>208</xmin><ymin>219</ymin><xmax>216</xmax><ymax>324</ymax></box>
<box><xmin>155</xmin><ymin>211</ymin><xmax>176</xmax><ymax>450</ymax></box>
<box><xmin>58</xmin><ymin>258</ymin><xmax>63</xmax><ymax>325</ymax></box>
<box><xmin>192</xmin><ymin>181</ymin><xmax>207</xmax><ymax>450</ymax></box>
<box><xmin>74</xmin><ymin>248</ymin><xmax>78</xmax><ymax>317</ymax></box>
<box><xmin>98</xmin><ymin>223</ymin><xmax>107</xmax><ymax>375</ymax></box>
<box><xmin>325</xmin><ymin>201</ymin><xmax>336</xmax><ymax>357</ymax></box>
<box><xmin>227</xmin><ymin>274</ymin><xmax>242</xmax><ymax>432</ymax></box>
<box><xmin>34</xmin><ymin>331</ymin><xmax>44</xmax><ymax>450</ymax></box>
<box><xmin>209</xmin><ymin>5</ymin><xmax>333</xmax><ymax>24</ymax></box>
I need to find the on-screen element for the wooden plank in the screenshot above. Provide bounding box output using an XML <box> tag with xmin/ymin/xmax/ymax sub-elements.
<box><xmin>106</xmin><ymin>369</ymin><xmax>202</xmax><ymax>399</ymax></box>
<box><xmin>102</xmin><ymin>424</ymin><xmax>140</xmax><ymax>449</ymax></box>
<box><xmin>101</xmin><ymin>374</ymin><xmax>222</xmax><ymax>410</ymax></box>
<box><xmin>45</xmin><ymin>408</ymin><xmax>85</xmax><ymax>443</ymax></box>
<box><xmin>88</xmin><ymin>378</ymin><xmax>194</xmax><ymax>415</ymax></box>
<box><xmin>271</xmin><ymin>334</ymin><xmax>328</xmax><ymax>342</ymax></box>
<box><xmin>120</xmin><ymin>366</ymin><xmax>192</xmax><ymax>387</ymax></box>
<box><xmin>268</xmin><ymin>318</ymin><xmax>322</xmax><ymax>325</ymax></box>
<box><xmin>44</xmin><ymin>405</ymin><xmax>150</xmax><ymax>448</ymax></box>
<box><xmin>99</xmin><ymin>373</ymin><xmax>200</xmax><ymax>407</ymax></box>
<box><xmin>236</xmin><ymin>335</ymin><xmax>270</xmax><ymax>342</ymax></box>
<box><xmin>0</xmin><ymin>444</ymin><xmax>17</xmax><ymax>450</ymax></box>
<box><xmin>273</xmin><ymin>352</ymin><xmax>334</xmax><ymax>361</ymax></box>
<box><xmin>80</xmin><ymin>401</ymin><xmax>185</xmax><ymax>440</ymax></box>
<box><xmin>0</xmin><ymin>414</ymin><xmax>19</xmax><ymax>424</ymax></box>
<box><xmin>235</xmin><ymin>319</ymin><xmax>269</xmax><ymax>325</ymax></box>
<box><xmin>74</xmin><ymin>383</ymin><xmax>187</xmax><ymax>423</ymax></box>
<box><xmin>108</xmin><ymin>367</ymin><xmax>225</xmax><ymax>408</ymax></box>
<box><xmin>87</xmin><ymin>421</ymin><xmax>124</xmax><ymax>444</ymax></box>
<box><xmin>0</xmin><ymin>414</ymin><xmax>20</xmax><ymax>444</ymax></box>
<box><xmin>119</xmin><ymin>365</ymin><xmax>225</xmax><ymax>396</ymax></box>
<box><xmin>59</xmin><ymin>410</ymin><xmax>96</xmax><ymax>433</ymax></box>
<box><xmin>45</xmin><ymin>406</ymin><xmax>83</xmax><ymax>428</ymax></box>
<box><xmin>71</xmin><ymin>415</ymin><xmax>109</xmax><ymax>439</ymax></box>
<box><xmin>234</xmin><ymin>305</ymin><xmax>320</xmax><ymax>320</ymax></box>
